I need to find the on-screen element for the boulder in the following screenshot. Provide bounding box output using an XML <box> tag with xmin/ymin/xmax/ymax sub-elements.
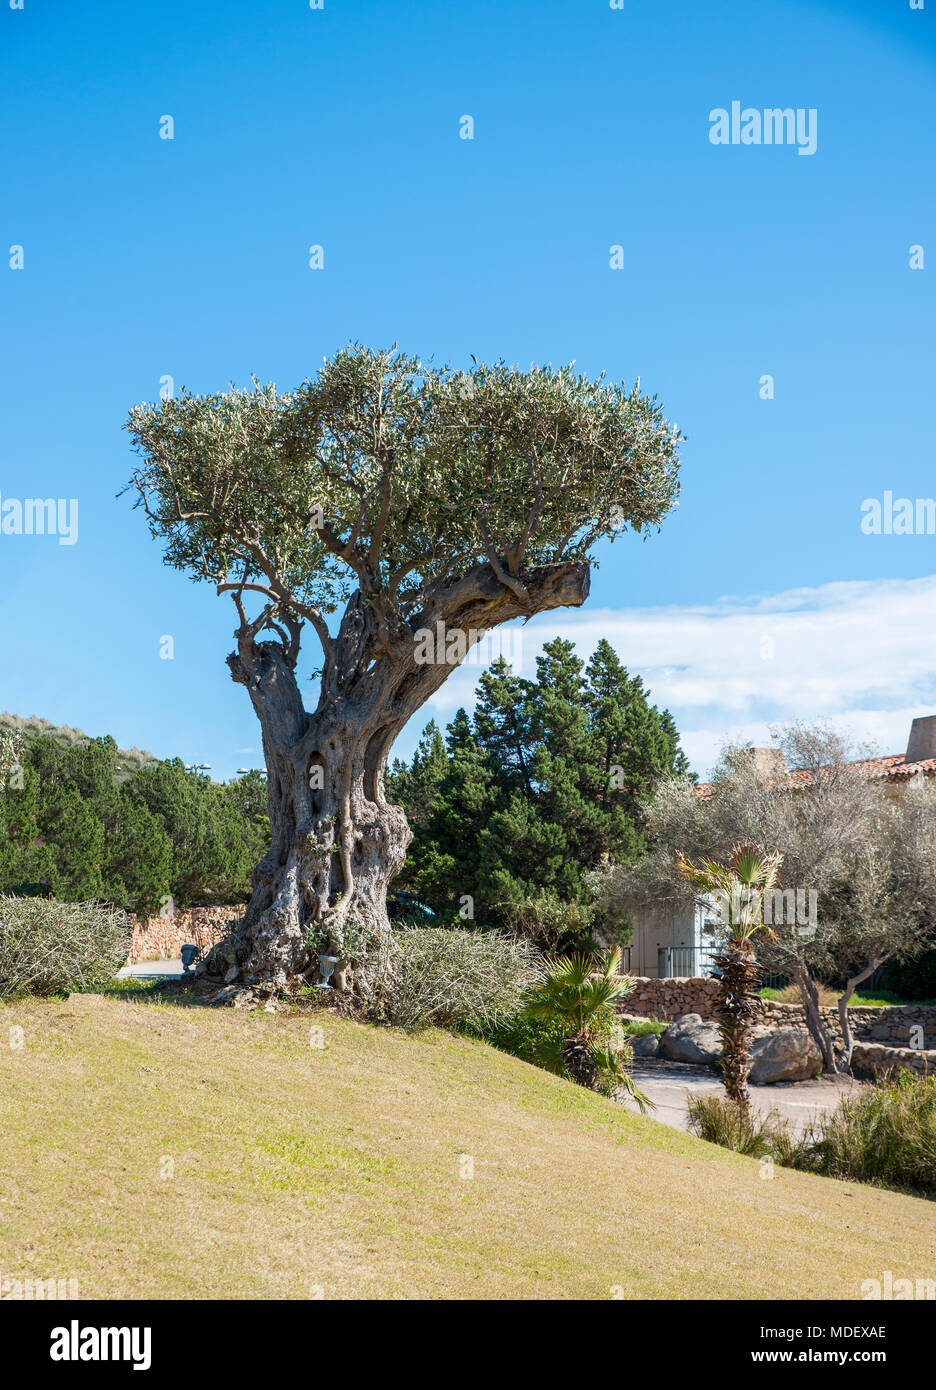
<box><xmin>659</xmin><ymin>1013</ymin><xmax>723</xmax><ymax>1066</ymax></box>
<box><xmin>658</xmin><ymin>1015</ymin><xmax>825</xmax><ymax>1082</ymax></box>
<box><xmin>630</xmin><ymin>1033</ymin><xmax>660</xmax><ymax>1059</ymax></box>
<box><xmin>749</xmin><ymin>1026</ymin><xmax>821</xmax><ymax>1084</ymax></box>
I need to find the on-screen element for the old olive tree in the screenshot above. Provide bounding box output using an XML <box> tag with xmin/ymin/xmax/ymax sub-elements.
<box><xmin>125</xmin><ymin>346</ymin><xmax>681</xmax><ymax>996</ymax></box>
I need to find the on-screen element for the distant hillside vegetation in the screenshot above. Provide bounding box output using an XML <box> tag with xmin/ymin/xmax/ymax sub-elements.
<box><xmin>0</xmin><ymin>716</ymin><xmax>269</xmax><ymax>913</ymax></box>
<box><xmin>0</xmin><ymin>712</ymin><xmax>159</xmax><ymax>781</ymax></box>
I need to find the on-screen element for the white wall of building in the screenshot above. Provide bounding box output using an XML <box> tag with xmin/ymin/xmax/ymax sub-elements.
<box><xmin>627</xmin><ymin>898</ymin><xmax>723</xmax><ymax>978</ymax></box>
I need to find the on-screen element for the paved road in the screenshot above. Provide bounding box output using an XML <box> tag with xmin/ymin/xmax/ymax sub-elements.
<box><xmin>116</xmin><ymin>958</ymin><xmax>186</xmax><ymax>981</ymax></box>
<box><xmin>625</xmin><ymin>1059</ymin><xmax>861</xmax><ymax>1133</ymax></box>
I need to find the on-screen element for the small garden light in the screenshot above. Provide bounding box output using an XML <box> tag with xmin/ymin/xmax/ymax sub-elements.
<box><xmin>180</xmin><ymin>943</ymin><xmax>201</xmax><ymax>974</ymax></box>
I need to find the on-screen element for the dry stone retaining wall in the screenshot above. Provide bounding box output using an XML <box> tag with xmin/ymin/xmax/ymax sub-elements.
<box><xmin>622</xmin><ymin>975</ymin><xmax>936</xmax><ymax>1051</ymax></box>
<box><xmin>128</xmin><ymin>905</ymin><xmax>243</xmax><ymax>964</ymax></box>
<box><xmin>624</xmin><ymin>975</ymin><xmax>721</xmax><ymax>1021</ymax></box>
<box><xmin>852</xmin><ymin>1041</ymin><xmax>936</xmax><ymax>1078</ymax></box>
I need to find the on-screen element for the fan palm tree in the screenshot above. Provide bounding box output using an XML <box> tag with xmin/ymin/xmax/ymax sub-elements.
<box><xmin>522</xmin><ymin>946</ymin><xmax>652</xmax><ymax>1110</ymax></box>
<box><xmin>677</xmin><ymin>843</ymin><xmax>782</xmax><ymax>1117</ymax></box>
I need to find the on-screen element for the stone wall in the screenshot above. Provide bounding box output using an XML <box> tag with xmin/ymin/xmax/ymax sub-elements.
<box><xmin>852</xmin><ymin>1040</ymin><xmax>936</xmax><ymax>1079</ymax></box>
<box><xmin>864</xmin><ymin>1008</ymin><xmax>936</xmax><ymax>1050</ymax></box>
<box><xmin>624</xmin><ymin>975</ymin><xmax>721</xmax><ymax>1021</ymax></box>
<box><xmin>622</xmin><ymin>975</ymin><xmax>936</xmax><ymax>1051</ymax></box>
<box><xmin>128</xmin><ymin>905</ymin><xmax>243</xmax><ymax>964</ymax></box>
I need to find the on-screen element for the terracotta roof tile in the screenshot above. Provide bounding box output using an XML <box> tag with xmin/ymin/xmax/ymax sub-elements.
<box><xmin>695</xmin><ymin>752</ymin><xmax>936</xmax><ymax>799</ymax></box>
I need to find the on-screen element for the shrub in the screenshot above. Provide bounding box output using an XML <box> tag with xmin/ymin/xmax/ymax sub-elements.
<box><xmin>0</xmin><ymin>895</ymin><xmax>131</xmax><ymax>998</ymax></box>
<box><xmin>462</xmin><ymin>998</ymin><xmax>638</xmax><ymax>1092</ymax></box>
<box><xmin>809</xmin><ymin>1071</ymin><xmax>936</xmax><ymax>1194</ymax></box>
<box><xmin>760</xmin><ymin>982</ymin><xmax>840</xmax><ymax>1008</ymax></box>
<box><xmin>459</xmin><ymin>1010</ymin><xmax>567</xmax><ymax>1069</ymax></box>
<box><xmin>759</xmin><ymin>981</ymin><xmax>901</xmax><ymax>1008</ymax></box>
<box><xmin>497</xmin><ymin>892</ymin><xmax>596</xmax><ymax>954</ymax></box>
<box><xmin>687</xmin><ymin>1094</ymin><xmax>786</xmax><ymax>1158</ymax></box>
<box><xmin>518</xmin><ymin>948</ymin><xmax>651</xmax><ymax>1106</ymax></box>
<box><xmin>621</xmin><ymin>1016</ymin><xmax>667</xmax><ymax>1036</ymax></box>
<box><xmin>373</xmin><ymin>927</ymin><xmax>542</xmax><ymax>1031</ymax></box>
<box><xmin>689</xmin><ymin>1071</ymin><xmax>936</xmax><ymax>1197</ymax></box>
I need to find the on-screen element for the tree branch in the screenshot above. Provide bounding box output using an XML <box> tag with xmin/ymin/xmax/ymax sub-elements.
<box><xmin>505</xmin><ymin>447</ymin><xmax>546</xmax><ymax>575</ymax></box>
<box><xmin>478</xmin><ymin>505</ymin><xmax>531</xmax><ymax>609</ymax></box>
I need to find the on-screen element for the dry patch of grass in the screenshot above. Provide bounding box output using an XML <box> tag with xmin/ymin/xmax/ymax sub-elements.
<box><xmin>1</xmin><ymin>992</ymin><xmax>933</xmax><ymax>1300</ymax></box>
<box><xmin>766</xmin><ymin>983</ymin><xmax>842</xmax><ymax>1008</ymax></box>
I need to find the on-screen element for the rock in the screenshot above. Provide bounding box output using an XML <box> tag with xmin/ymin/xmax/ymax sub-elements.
<box><xmin>203</xmin><ymin>984</ymin><xmax>238</xmax><ymax>1006</ymax></box>
<box><xmin>659</xmin><ymin>1014</ymin><xmax>723</xmax><ymax>1066</ymax></box>
<box><xmin>749</xmin><ymin>1026</ymin><xmax>822</xmax><ymax>1084</ymax></box>
<box><xmin>223</xmin><ymin>965</ymin><xmax>240</xmax><ymax>984</ymax></box>
<box><xmin>630</xmin><ymin>1033</ymin><xmax>660</xmax><ymax>1058</ymax></box>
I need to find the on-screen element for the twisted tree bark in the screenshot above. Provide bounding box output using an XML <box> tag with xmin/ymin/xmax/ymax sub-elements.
<box><xmin>205</xmin><ymin>560</ymin><xmax>590</xmax><ymax>996</ymax></box>
<box><xmin>837</xmin><ymin>956</ymin><xmax>884</xmax><ymax>1074</ymax></box>
<box><xmin>796</xmin><ymin>964</ymin><xmax>839</xmax><ymax>1074</ymax></box>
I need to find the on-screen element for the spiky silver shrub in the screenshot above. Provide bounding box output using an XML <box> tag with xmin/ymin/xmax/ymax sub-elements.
<box><xmin>372</xmin><ymin>928</ymin><xmax>543</xmax><ymax>1031</ymax></box>
<box><xmin>0</xmin><ymin>895</ymin><xmax>131</xmax><ymax>998</ymax></box>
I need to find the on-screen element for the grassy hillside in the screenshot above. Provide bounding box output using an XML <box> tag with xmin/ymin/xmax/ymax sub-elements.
<box><xmin>0</xmin><ymin>712</ymin><xmax>159</xmax><ymax>779</ymax></box>
<box><xmin>1</xmin><ymin>992</ymin><xmax>932</xmax><ymax>1300</ymax></box>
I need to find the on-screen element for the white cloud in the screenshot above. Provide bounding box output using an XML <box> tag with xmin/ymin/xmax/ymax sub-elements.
<box><xmin>412</xmin><ymin>574</ymin><xmax>936</xmax><ymax>778</ymax></box>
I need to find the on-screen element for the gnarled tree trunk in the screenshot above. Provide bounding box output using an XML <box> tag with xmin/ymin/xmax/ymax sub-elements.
<box><xmin>795</xmin><ymin>964</ymin><xmax>839</xmax><ymax>1074</ymax></box>
<box><xmin>837</xmin><ymin>956</ymin><xmax>884</xmax><ymax>1074</ymax></box>
<box><xmin>203</xmin><ymin>561</ymin><xmax>590</xmax><ymax>998</ymax></box>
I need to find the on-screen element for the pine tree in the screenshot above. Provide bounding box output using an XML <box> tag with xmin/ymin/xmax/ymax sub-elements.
<box><xmin>471</xmin><ymin>660</ymin><xmax>536</xmax><ymax>797</ymax></box>
<box><xmin>403</xmin><ymin>710</ymin><xmax>502</xmax><ymax>920</ymax></box>
<box><xmin>388</xmin><ymin>640</ymin><xmax>691</xmax><ymax>949</ymax></box>
<box><xmin>394</xmin><ymin>720</ymin><xmax>448</xmax><ymax>826</ymax></box>
<box><xmin>0</xmin><ymin>733</ymin><xmax>271</xmax><ymax>915</ymax></box>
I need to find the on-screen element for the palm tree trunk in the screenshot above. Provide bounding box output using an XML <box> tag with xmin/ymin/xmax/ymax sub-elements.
<box><xmin>712</xmin><ymin>939</ymin><xmax>762</xmax><ymax>1117</ymax></box>
<box><xmin>562</xmin><ymin>1034</ymin><xmax>598</xmax><ymax>1090</ymax></box>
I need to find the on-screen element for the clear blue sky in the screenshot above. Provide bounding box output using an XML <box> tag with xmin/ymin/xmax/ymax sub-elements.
<box><xmin>1</xmin><ymin>0</ymin><xmax>934</xmax><ymax>777</ymax></box>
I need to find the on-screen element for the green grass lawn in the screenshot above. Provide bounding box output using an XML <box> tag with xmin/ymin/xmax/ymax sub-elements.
<box><xmin>758</xmin><ymin>986</ymin><xmax>936</xmax><ymax>1007</ymax></box>
<box><xmin>1</xmin><ymin>991</ymin><xmax>933</xmax><ymax>1300</ymax></box>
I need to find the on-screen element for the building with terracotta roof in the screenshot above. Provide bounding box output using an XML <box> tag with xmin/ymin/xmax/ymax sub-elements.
<box><xmin>694</xmin><ymin>716</ymin><xmax>936</xmax><ymax>803</ymax></box>
<box><xmin>629</xmin><ymin>715</ymin><xmax>936</xmax><ymax>978</ymax></box>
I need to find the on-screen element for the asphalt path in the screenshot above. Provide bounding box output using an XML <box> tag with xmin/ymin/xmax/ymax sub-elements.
<box><xmin>626</xmin><ymin>1058</ymin><xmax>862</xmax><ymax>1133</ymax></box>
